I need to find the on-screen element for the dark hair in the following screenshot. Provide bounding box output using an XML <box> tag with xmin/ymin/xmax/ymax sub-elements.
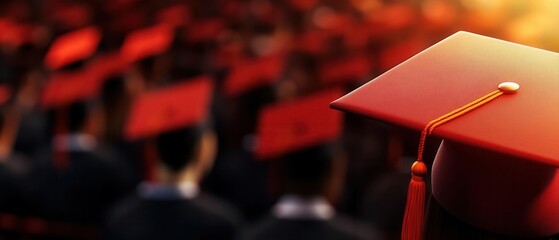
<box><xmin>100</xmin><ymin>76</ymin><xmax>126</xmax><ymax>106</ymax></box>
<box><xmin>155</xmin><ymin>126</ymin><xmax>204</xmax><ymax>172</ymax></box>
<box><xmin>46</xmin><ymin>100</ymin><xmax>96</xmax><ymax>137</ymax></box>
<box><xmin>67</xmin><ymin>101</ymin><xmax>90</xmax><ymax>133</ymax></box>
<box><xmin>280</xmin><ymin>144</ymin><xmax>336</xmax><ymax>196</ymax></box>
<box><xmin>425</xmin><ymin>195</ymin><xmax>559</xmax><ymax>240</ymax></box>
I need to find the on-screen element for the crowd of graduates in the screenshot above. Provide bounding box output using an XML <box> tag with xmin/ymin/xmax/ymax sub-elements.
<box><xmin>0</xmin><ymin>0</ymin><xmax>557</xmax><ymax>239</ymax></box>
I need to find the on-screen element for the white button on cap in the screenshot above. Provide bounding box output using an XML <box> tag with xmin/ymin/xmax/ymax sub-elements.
<box><xmin>498</xmin><ymin>82</ymin><xmax>520</xmax><ymax>94</ymax></box>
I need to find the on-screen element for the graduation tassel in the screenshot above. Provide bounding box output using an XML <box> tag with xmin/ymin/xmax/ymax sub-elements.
<box><xmin>401</xmin><ymin>84</ymin><xmax>516</xmax><ymax>240</ymax></box>
<box><xmin>402</xmin><ymin>160</ymin><xmax>427</xmax><ymax>240</ymax></box>
<box><xmin>401</xmin><ymin>127</ymin><xmax>429</xmax><ymax>240</ymax></box>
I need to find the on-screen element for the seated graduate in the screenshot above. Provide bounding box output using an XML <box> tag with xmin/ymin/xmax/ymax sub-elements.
<box><xmin>105</xmin><ymin>77</ymin><xmax>242</xmax><ymax>240</ymax></box>
<box><xmin>24</xmin><ymin>96</ymin><xmax>134</xmax><ymax>225</ymax></box>
<box><xmin>243</xmin><ymin>89</ymin><xmax>380</xmax><ymax>240</ymax></box>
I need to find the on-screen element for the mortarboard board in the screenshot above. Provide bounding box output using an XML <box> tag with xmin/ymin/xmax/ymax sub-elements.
<box><xmin>124</xmin><ymin>76</ymin><xmax>214</xmax><ymax>141</ymax></box>
<box><xmin>44</xmin><ymin>27</ymin><xmax>101</xmax><ymax>70</ymax></box>
<box><xmin>42</xmin><ymin>53</ymin><xmax>129</xmax><ymax>109</ymax></box>
<box><xmin>40</xmin><ymin>70</ymin><xmax>100</xmax><ymax>108</ymax></box>
<box><xmin>256</xmin><ymin>88</ymin><xmax>343</xmax><ymax>160</ymax></box>
<box><xmin>85</xmin><ymin>52</ymin><xmax>130</xmax><ymax>80</ymax></box>
<box><xmin>223</xmin><ymin>55</ymin><xmax>284</xmax><ymax>97</ymax></box>
<box><xmin>120</xmin><ymin>24</ymin><xmax>174</xmax><ymax>63</ymax></box>
<box><xmin>331</xmin><ymin>31</ymin><xmax>559</xmax><ymax>238</ymax></box>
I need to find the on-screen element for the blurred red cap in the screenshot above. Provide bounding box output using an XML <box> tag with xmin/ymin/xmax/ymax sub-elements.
<box><xmin>124</xmin><ymin>76</ymin><xmax>214</xmax><ymax>140</ymax></box>
<box><xmin>41</xmin><ymin>70</ymin><xmax>99</xmax><ymax>108</ymax></box>
<box><xmin>256</xmin><ymin>88</ymin><xmax>343</xmax><ymax>159</ymax></box>
<box><xmin>44</xmin><ymin>27</ymin><xmax>101</xmax><ymax>70</ymax></box>
<box><xmin>120</xmin><ymin>24</ymin><xmax>174</xmax><ymax>62</ymax></box>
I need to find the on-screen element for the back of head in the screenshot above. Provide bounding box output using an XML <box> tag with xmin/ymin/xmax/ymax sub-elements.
<box><xmin>68</xmin><ymin>101</ymin><xmax>89</xmax><ymax>133</ymax></box>
<box><xmin>156</xmin><ymin>126</ymin><xmax>203</xmax><ymax>173</ymax></box>
<box><xmin>47</xmin><ymin>100</ymin><xmax>94</xmax><ymax>137</ymax></box>
<box><xmin>281</xmin><ymin>144</ymin><xmax>336</xmax><ymax>197</ymax></box>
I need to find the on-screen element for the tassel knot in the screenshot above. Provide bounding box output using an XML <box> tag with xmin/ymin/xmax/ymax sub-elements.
<box><xmin>411</xmin><ymin>161</ymin><xmax>427</xmax><ymax>178</ymax></box>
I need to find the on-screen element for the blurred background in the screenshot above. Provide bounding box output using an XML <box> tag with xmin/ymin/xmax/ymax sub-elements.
<box><xmin>0</xmin><ymin>0</ymin><xmax>558</xmax><ymax>239</ymax></box>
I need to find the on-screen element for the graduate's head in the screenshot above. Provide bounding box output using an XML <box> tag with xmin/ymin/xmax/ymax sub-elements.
<box><xmin>280</xmin><ymin>143</ymin><xmax>345</xmax><ymax>198</ymax></box>
<box><xmin>45</xmin><ymin>99</ymin><xmax>104</xmax><ymax>138</ymax></box>
<box><xmin>41</xmin><ymin>69</ymin><xmax>106</xmax><ymax>139</ymax></box>
<box><xmin>156</xmin><ymin>123</ymin><xmax>216</xmax><ymax>176</ymax></box>
<box><xmin>254</xmin><ymin>88</ymin><xmax>345</xmax><ymax>199</ymax></box>
<box><xmin>67</xmin><ymin>100</ymin><xmax>91</xmax><ymax>133</ymax></box>
<box><xmin>124</xmin><ymin>77</ymin><xmax>216</xmax><ymax>181</ymax></box>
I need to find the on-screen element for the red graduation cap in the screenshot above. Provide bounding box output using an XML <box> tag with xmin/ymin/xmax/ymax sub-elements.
<box><xmin>120</xmin><ymin>24</ymin><xmax>174</xmax><ymax>63</ymax></box>
<box><xmin>124</xmin><ymin>76</ymin><xmax>214</xmax><ymax>140</ymax></box>
<box><xmin>320</xmin><ymin>55</ymin><xmax>372</xmax><ymax>85</ymax></box>
<box><xmin>44</xmin><ymin>27</ymin><xmax>101</xmax><ymax>70</ymax></box>
<box><xmin>85</xmin><ymin>52</ymin><xmax>130</xmax><ymax>80</ymax></box>
<box><xmin>223</xmin><ymin>55</ymin><xmax>284</xmax><ymax>97</ymax></box>
<box><xmin>40</xmin><ymin>70</ymin><xmax>100</xmax><ymax>108</ymax></box>
<box><xmin>42</xmin><ymin>52</ymin><xmax>129</xmax><ymax>108</ymax></box>
<box><xmin>41</xmin><ymin>70</ymin><xmax>103</xmax><ymax>169</ymax></box>
<box><xmin>331</xmin><ymin>31</ymin><xmax>559</xmax><ymax>238</ymax></box>
<box><xmin>156</xmin><ymin>4</ymin><xmax>191</xmax><ymax>28</ymax></box>
<box><xmin>256</xmin><ymin>88</ymin><xmax>343</xmax><ymax>159</ymax></box>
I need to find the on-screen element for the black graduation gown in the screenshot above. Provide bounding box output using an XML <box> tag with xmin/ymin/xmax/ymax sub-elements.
<box><xmin>243</xmin><ymin>214</ymin><xmax>380</xmax><ymax>240</ymax></box>
<box><xmin>105</xmin><ymin>192</ymin><xmax>242</xmax><ymax>240</ymax></box>
<box><xmin>23</xmin><ymin>145</ymin><xmax>134</xmax><ymax>225</ymax></box>
<box><xmin>0</xmin><ymin>154</ymin><xmax>30</xmax><ymax>214</ymax></box>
